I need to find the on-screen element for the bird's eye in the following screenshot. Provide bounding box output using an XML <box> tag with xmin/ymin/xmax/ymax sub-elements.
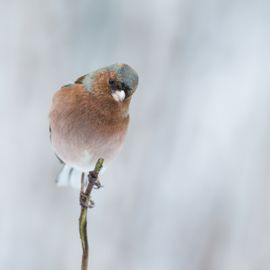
<box><xmin>109</xmin><ymin>79</ymin><xmax>115</xmax><ymax>86</ymax></box>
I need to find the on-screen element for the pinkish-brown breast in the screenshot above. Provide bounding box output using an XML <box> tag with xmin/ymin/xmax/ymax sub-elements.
<box><xmin>49</xmin><ymin>84</ymin><xmax>130</xmax><ymax>171</ymax></box>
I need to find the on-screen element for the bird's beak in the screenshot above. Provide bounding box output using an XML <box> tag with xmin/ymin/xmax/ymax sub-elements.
<box><xmin>112</xmin><ymin>90</ymin><xmax>126</xmax><ymax>102</ymax></box>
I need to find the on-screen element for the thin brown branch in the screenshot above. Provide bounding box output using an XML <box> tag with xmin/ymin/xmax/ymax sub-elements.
<box><xmin>79</xmin><ymin>158</ymin><xmax>104</xmax><ymax>270</ymax></box>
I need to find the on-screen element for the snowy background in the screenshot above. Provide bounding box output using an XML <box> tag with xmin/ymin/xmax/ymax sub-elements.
<box><xmin>1</xmin><ymin>0</ymin><xmax>270</xmax><ymax>269</ymax></box>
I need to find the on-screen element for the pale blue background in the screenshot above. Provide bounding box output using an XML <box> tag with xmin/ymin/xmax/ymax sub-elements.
<box><xmin>1</xmin><ymin>0</ymin><xmax>270</xmax><ymax>269</ymax></box>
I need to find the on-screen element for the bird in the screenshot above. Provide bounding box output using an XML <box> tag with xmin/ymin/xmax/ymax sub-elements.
<box><xmin>49</xmin><ymin>63</ymin><xmax>139</xmax><ymax>191</ymax></box>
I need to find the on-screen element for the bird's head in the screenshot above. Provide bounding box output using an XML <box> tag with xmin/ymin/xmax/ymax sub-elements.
<box><xmin>75</xmin><ymin>63</ymin><xmax>139</xmax><ymax>102</ymax></box>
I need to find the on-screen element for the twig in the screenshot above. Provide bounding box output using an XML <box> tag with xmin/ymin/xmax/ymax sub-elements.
<box><xmin>79</xmin><ymin>158</ymin><xmax>104</xmax><ymax>270</ymax></box>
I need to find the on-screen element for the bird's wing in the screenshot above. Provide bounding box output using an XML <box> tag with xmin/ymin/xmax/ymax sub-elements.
<box><xmin>62</xmin><ymin>83</ymin><xmax>74</xmax><ymax>88</ymax></box>
<box><xmin>75</xmin><ymin>74</ymin><xmax>87</xmax><ymax>84</ymax></box>
<box><xmin>55</xmin><ymin>154</ymin><xmax>64</xmax><ymax>164</ymax></box>
<box><xmin>49</xmin><ymin>125</ymin><xmax>51</xmax><ymax>141</ymax></box>
<box><xmin>74</xmin><ymin>74</ymin><xmax>93</xmax><ymax>92</ymax></box>
<box><xmin>49</xmin><ymin>125</ymin><xmax>64</xmax><ymax>164</ymax></box>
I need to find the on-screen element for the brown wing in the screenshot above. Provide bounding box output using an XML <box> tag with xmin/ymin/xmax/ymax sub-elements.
<box><xmin>49</xmin><ymin>125</ymin><xmax>64</xmax><ymax>164</ymax></box>
<box><xmin>75</xmin><ymin>74</ymin><xmax>87</xmax><ymax>84</ymax></box>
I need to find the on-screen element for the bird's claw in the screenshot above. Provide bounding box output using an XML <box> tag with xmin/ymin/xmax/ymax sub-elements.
<box><xmin>80</xmin><ymin>192</ymin><xmax>95</xmax><ymax>208</ymax></box>
<box><xmin>93</xmin><ymin>180</ymin><xmax>103</xmax><ymax>189</ymax></box>
<box><xmin>89</xmin><ymin>172</ymin><xmax>103</xmax><ymax>189</ymax></box>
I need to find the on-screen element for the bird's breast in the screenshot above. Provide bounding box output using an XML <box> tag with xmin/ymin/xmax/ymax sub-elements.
<box><xmin>49</xmin><ymin>87</ymin><xmax>130</xmax><ymax>171</ymax></box>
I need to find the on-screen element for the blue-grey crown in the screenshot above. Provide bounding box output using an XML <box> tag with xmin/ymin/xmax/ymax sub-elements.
<box><xmin>108</xmin><ymin>63</ymin><xmax>139</xmax><ymax>91</ymax></box>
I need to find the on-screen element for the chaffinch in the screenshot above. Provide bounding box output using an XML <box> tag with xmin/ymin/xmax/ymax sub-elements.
<box><xmin>49</xmin><ymin>64</ymin><xmax>139</xmax><ymax>188</ymax></box>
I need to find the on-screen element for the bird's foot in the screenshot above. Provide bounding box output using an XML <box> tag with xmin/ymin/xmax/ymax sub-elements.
<box><xmin>93</xmin><ymin>179</ymin><xmax>103</xmax><ymax>189</ymax></box>
<box><xmin>80</xmin><ymin>192</ymin><xmax>95</xmax><ymax>208</ymax></box>
<box><xmin>89</xmin><ymin>172</ymin><xmax>103</xmax><ymax>189</ymax></box>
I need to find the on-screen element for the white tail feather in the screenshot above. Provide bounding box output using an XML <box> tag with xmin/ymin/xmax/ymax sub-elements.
<box><xmin>56</xmin><ymin>165</ymin><xmax>87</xmax><ymax>189</ymax></box>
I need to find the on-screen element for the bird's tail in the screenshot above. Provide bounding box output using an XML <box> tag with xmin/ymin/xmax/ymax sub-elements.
<box><xmin>56</xmin><ymin>165</ymin><xmax>87</xmax><ymax>189</ymax></box>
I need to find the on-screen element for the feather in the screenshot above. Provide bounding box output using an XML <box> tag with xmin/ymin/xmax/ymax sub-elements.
<box><xmin>56</xmin><ymin>165</ymin><xmax>87</xmax><ymax>189</ymax></box>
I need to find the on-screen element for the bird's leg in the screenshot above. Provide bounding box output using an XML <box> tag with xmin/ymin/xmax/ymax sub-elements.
<box><xmin>89</xmin><ymin>171</ymin><xmax>103</xmax><ymax>189</ymax></box>
<box><xmin>80</xmin><ymin>172</ymin><xmax>95</xmax><ymax>208</ymax></box>
<box><xmin>79</xmin><ymin>169</ymin><xmax>103</xmax><ymax>208</ymax></box>
<box><xmin>80</xmin><ymin>192</ymin><xmax>95</xmax><ymax>208</ymax></box>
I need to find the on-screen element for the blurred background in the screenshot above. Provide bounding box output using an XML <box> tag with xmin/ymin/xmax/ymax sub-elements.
<box><xmin>1</xmin><ymin>0</ymin><xmax>270</xmax><ymax>269</ymax></box>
